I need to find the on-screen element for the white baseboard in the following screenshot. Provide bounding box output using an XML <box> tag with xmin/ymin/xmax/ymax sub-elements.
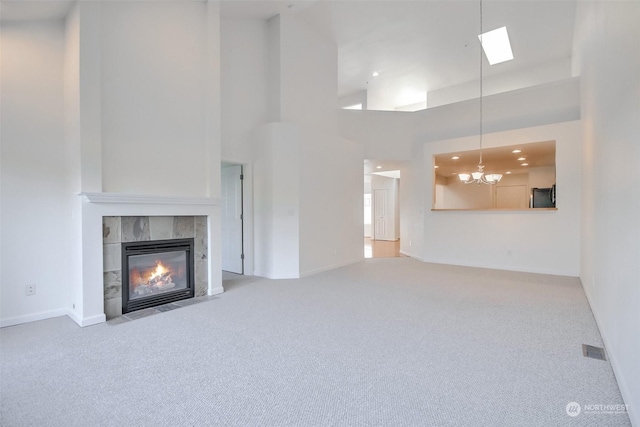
<box><xmin>424</xmin><ymin>258</ymin><xmax>577</xmax><ymax>277</ymax></box>
<box><xmin>82</xmin><ymin>313</ymin><xmax>106</xmax><ymax>327</ymax></box>
<box><xmin>399</xmin><ymin>250</ymin><xmax>425</xmax><ymax>261</ymax></box>
<box><xmin>252</xmin><ymin>270</ymin><xmax>299</xmax><ymax>280</ymax></box>
<box><xmin>252</xmin><ymin>270</ymin><xmax>270</xmax><ymax>279</ymax></box>
<box><xmin>0</xmin><ymin>308</ymin><xmax>68</xmax><ymax>328</ymax></box>
<box><xmin>299</xmin><ymin>258</ymin><xmax>363</xmax><ymax>278</ymax></box>
<box><xmin>66</xmin><ymin>310</ymin><xmax>82</xmax><ymax>326</ymax></box>
<box><xmin>256</xmin><ymin>258</ymin><xmax>365</xmax><ymax>279</ymax></box>
<box><xmin>66</xmin><ymin>310</ymin><xmax>106</xmax><ymax>327</ymax></box>
<box><xmin>209</xmin><ymin>286</ymin><xmax>224</xmax><ymax>296</ymax></box>
<box><xmin>581</xmin><ymin>279</ymin><xmax>638</xmax><ymax>427</ymax></box>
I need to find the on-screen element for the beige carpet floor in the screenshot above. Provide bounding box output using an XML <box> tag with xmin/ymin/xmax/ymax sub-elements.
<box><xmin>0</xmin><ymin>258</ymin><xmax>630</xmax><ymax>426</ymax></box>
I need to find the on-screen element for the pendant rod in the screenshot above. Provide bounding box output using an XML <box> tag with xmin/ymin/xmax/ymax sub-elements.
<box><xmin>479</xmin><ymin>0</ymin><xmax>483</xmax><ymax>165</ymax></box>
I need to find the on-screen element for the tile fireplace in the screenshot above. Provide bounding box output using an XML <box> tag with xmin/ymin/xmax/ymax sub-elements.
<box><xmin>121</xmin><ymin>238</ymin><xmax>195</xmax><ymax>313</ymax></box>
<box><xmin>103</xmin><ymin>216</ymin><xmax>208</xmax><ymax>319</ymax></box>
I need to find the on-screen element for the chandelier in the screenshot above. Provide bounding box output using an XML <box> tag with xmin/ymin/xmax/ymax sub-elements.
<box><xmin>458</xmin><ymin>0</ymin><xmax>502</xmax><ymax>185</ymax></box>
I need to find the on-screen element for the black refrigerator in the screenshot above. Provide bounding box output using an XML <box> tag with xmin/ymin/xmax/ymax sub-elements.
<box><xmin>531</xmin><ymin>185</ymin><xmax>556</xmax><ymax>208</ymax></box>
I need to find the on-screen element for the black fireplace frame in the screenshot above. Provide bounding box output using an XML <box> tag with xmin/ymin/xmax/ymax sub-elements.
<box><xmin>121</xmin><ymin>238</ymin><xmax>195</xmax><ymax>314</ymax></box>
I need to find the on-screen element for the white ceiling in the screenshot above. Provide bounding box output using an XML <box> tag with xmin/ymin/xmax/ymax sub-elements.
<box><xmin>0</xmin><ymin>1</ymin><xmax>74</xmax><ymax>22</ymax></box>
<box><xmin>220</xmin><ymin>0</ymin><xmax>318</xmax><ymax>19</ymax></box>
<box><xmin>322</xmin><ymin>0</ymin><xmax>577</xmax><ymax>98</ymax></box>
<box><xmin>364</xmin><ymin>159</ymin><xmax>406</xmax><ymax>175</ymax></box>
<box><xmin>2</xmin><ymin>0</ymin><xmax>578</xmax><ymax>110</ymax></box>
<box><xmin>433</xmin><ymin>140</ymin><xmax>556</xmax><ymax>177</ymax></box>
<box><xmin>221</xmin><ymin>0</ymin><xmax>577</xmax><ymax>109</ymax></box>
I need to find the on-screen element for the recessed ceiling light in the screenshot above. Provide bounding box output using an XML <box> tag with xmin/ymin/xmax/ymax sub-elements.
<box><xmin>451</xmin><ymin>156</ymin><xmax>460</xmax><ymax>160</ymax></box>
<box><xmin>434</xmin><ymin>165</ymin><xmax>439</xmax><ymax>168</ymax></box>
<box><xmin>506</xmin><ymin>171</ymin><xmax>512</xmax><ymax>174</ymax></box>
<box><xmin>512</xmin><ymin>149</ymin><xmax>522</xmax><ymax>153</ymax></box>
<box><xmin>372</xmin><ymin>71</ymin><xmax>380</xmax><ymax>77</ymax></box>
<box><xmin>517</xmin><ymin>157</ymin><xmax>526</xmax><ymax>161</ymax></box>
<box><xmin>521</xmin><ymin>163</ymin><xmax>529</xmax><ymax>166</ymax></box>
<box><xmin>376</xmin><ymin>166</ymin><xmax>382</xmax><ymax>169</ymax></box>
<box><xmin>479</xmin><ymin>27</ymin><xmax>514</xmax><ymax>65</ymax></box>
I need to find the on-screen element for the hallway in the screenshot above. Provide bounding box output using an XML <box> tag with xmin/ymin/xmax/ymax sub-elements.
<box><xmin>364</xmin><ymin>238</ymin><xmax>405</xmax><ymax>259</ymax></box>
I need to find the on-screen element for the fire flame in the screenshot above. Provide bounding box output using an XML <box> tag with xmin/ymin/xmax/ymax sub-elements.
<box><xmin>129</xmin><ymin>258</ymin><xmax>180</xmax><ymax>298</ymax></box>
<box><xmin>149</xmin><ymin>261</ymin><xmax>169</xmax><ymax>281</ymax></box>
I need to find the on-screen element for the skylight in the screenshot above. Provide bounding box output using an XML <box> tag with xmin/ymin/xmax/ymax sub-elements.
<box><xmin>343</xmin><ymin>103</ymin><xmax>363</xmax><ymax>110</ymax></box>
<box><xmin>478</xmin><ymin>26</ymin><xmax>514</xmax><ymax>65</ymax></box>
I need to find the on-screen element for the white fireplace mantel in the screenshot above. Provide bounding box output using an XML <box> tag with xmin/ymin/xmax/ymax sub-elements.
<box><xmin>71</xmin><ymin>192</ymin><xmax>223</xmax><ymax>328</ymax></box>
<box><xmin>79</xmin><ymin>192</ymin><xmax>221</xmax><ymax>205</ymax></box>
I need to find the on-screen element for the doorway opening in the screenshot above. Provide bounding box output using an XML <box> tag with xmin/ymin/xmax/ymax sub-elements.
<box><xmin>364</xmin><ymin>160</ymin><xmax>404</xmax><ymax>258</ymax></box>
<box><xmin>221</xmin><ymin>162</ymin><xmax>244</xmax><ymax>274</ymax></box>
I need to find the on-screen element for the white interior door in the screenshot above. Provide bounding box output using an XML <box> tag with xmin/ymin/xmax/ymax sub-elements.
<box><xmin>221</xmin><ymin>165</ymin><xmax>243</xmax><ymax>274</ymax></box>
<box><xmin>373</xmin><ymin>189</ymin><xmax>389</xmax><ymax>240</ymax></box>
<box><xmin>495</xmin><ymin>185</ymin><xmax>528</xmax><ymax>209</ymax></box>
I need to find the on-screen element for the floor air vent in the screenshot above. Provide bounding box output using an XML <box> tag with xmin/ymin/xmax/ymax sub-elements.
<box><xmin>582</xmin><ymin>344</ymin><xmax>606</xmax><ymax>361</ymax></box>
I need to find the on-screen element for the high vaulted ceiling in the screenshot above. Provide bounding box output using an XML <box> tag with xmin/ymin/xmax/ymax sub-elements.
<box><xmin>2</xmin><ymin>0</ymin><xmax>578</xmax><ymax>109</ymax></box>
<box><xmin>223</xmin><ymin>0</ymin><xmax>577</xmax><ymax>109</ymax></box>
<box><xmin>0</xmin><ymin>0</ymin><xmax>74</xmax><ymax>22</ymax></box>
<box><xmin>324</xmin><ymin>1</ymin><xmax>577</xmax><ymax>98</ymax></box>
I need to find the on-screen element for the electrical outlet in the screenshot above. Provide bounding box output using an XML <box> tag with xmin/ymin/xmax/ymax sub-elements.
<box><xmin>26</xmin><ymin>284</ymin><xmax>36</xmax><ymax>296</ymax></box>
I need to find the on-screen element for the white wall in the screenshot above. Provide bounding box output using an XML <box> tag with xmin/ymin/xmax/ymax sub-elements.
<box><xmin>221</xmin><ymin>18</ymin><xmax>268</xmax><ymax>163</ymax></box>
<box><xmin>364</xmin><ymin>193</ymin><xmax>372</xmax><ymax>237</ymax></box>
<box><xmin>528</xmin><ymin>166</ymin><xmax>555</xmax><ymax>189</ymax></box>
<box><xmin>415</xmin><ymin>78</ymin><xmax>581</xmax><ymax>143</ymax></box>
<box><xmin>253</xmin><ymin>12</ymin><xmax>364</xmax><ymax>279</ymax></box>
<box><xmin>338</xmin><ymin>109</ymin><xmax>417</xmax><ymax>160</ymax></box>
<box><xmin>279</xmin><ymin>15</ymin><xmax>363</xmax><ymax>276</ymax></box>
<box><xmin>338</xmin><ymin>78</ymin><xmax>580</xmax><ymax>275</ymax></box>
<box><xmin>2</xmin><ymin>1</ymin><xmax>224</xmax><ymax>327</ymax></box>
<box><xmin>428</xmin><ymin>57</ymin><xmax>572</xmax><ymax>108</ymax></box>
<box><xmin>267</xmin><ymin>15</ymin><xmax>281</xmax><ymax>123</ymax></box>
<box><xmin>63</xmin><ymin>3</ymin><xmax>85</xmax><ymax>324</ymax></box>
<box><xmin>61</xmin><ymin>1</ymin><xmax>107</xmax><ymax>326</ymax></box>
<box><xmin>496</xmin><ymin>173</ymin><xmax>530</xmax><ymax>208</ymax></box>
<box><xmin>0</xmin><ymin>20</ymin><xmax>69</xmax><ymax>325</ymax></box>
<box><xmin>339</xmin><ymin>90</ymin><xmax>367</xmax><ymax>110</ymax></box>
<box><xmin>338</xmin><ymin>77</ymin><xmax>580</xmax><ymax>161</ymax></box>
<box><xmin>219</xmin><ymin>18</ymin><xmax>268</xmax><ymax>276</ymax></box>
<box><xmin>100</xmin><ymin>1</ymin><xmax>208</xmax><ymax>196</ymax></box>
<box><xmin>421</xmin><ymin>121</ymin><xmax>581</xmax><ymax>276</ymax></box>
<box><xmin>575</xmin><ymin>2</ymin><xmax>640</xmax><ymax>424</ymax></box>
<box><xmin>252</xmin><ymin>123</ymin><xmax>300</xmax><ymax>279</ymax></box>
<box><xmin>399</xmin><ymin>143</ymin><xmax>427</xmax><ymax>259</ymax></box>
<box><xmin>440</xmin><ymin>178</ymin><xmax>493</xmax><ymax>210</ymax></box>
<box><xmin>279</xmin><ymin>14</ymin><xmax>337</xmax><ymax>135</ymax></box>
<box><xmin>299</xmin><ymin>132</ymin><xmax>364</xmax><ymax>275</ymax></box>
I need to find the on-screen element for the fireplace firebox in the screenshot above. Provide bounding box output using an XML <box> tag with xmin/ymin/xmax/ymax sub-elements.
<box><xmin>122</xmin><ymin>238</ymin><xmax>195</xmax><ymax>313</ymax></box>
